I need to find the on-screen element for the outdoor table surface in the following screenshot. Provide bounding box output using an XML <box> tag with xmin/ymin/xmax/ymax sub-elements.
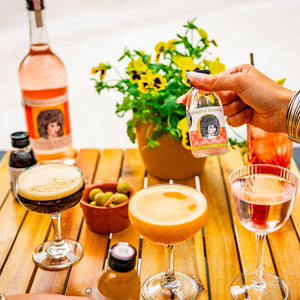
<box><xmin>0</xmin><ymin>147</ymin><xmax>300</xmax><ymax>299</ymax></box>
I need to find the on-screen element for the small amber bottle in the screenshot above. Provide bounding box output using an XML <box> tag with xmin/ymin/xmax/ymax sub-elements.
<box><xmin>8</xmin><ymin>131</ymin><xmax>37</xmax><ymax>199</ymax></box>
<box><xmin>97</xmin><ymin>242</ymin><xmax>140</xmax><ymax>300</ymax></box>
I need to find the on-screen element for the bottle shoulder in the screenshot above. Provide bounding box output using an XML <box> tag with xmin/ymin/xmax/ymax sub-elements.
<box><xmin>19</xmin><ymin>47</ymin><xmax>67</xmax><ymax>90</ymax></box>
<box><xmin>9</xmin><ymin>149</ymin><xmax>37</xmax><ymax>168</ymax></box>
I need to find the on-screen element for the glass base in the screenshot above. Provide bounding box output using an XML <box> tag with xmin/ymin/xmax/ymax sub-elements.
<box><xmin>142</xmin><ymin>271</ymin><xmax>201</xmax><ymax>300</ymax></box>
<box><xmin>33</xmin><ymin>239</ymin><xmax>83</xmax><ymax>270</ymax></box>
<box><xmin>230</xmin><ymin>271</ymin><xmax>288</xmax><ymax>299</ymax></box>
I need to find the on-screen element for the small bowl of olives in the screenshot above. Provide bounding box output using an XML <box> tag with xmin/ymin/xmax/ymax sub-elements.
<box><xmin>80</xmin><ymin>181</ymin><xmax>134</xmax><ymax>234</ymax></box>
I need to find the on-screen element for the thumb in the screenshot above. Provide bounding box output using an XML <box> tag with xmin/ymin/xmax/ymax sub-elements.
<box><xmin>187</xmin><ymin>71</ymin><xmax>241</xmax><ymax>92</ymax></box>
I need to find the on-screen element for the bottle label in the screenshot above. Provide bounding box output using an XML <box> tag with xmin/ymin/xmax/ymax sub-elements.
<box><xmin>23</xmin><ymin>93</ymin><xmax>72</xmax><ymax>151</ymax></box>
<box><xmin>187</xmin><ymin>107</ymin><xmax>228</xmax><ymax>151</ymax></box>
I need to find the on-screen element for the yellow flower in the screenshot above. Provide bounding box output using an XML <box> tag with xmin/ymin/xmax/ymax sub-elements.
<box><xmin>128</xmin><ymin>57</ymin><xmax>148</xmax><ymax>73</ymax></box>
<box><xmin>173</xmin><ymin>55</ymin><xmax>203</xmax><ymax>84</ymax></box>
<box><xmin>208</xmin><ymin>57</ymin><xmax>226</xmax><ymax>74</ymax></box>
<box><xmin>138</xmin><ymin>71</ymin><xmax>167</xmax><ymax>94</ymax></box>
<box><xmin>177</xmin><ymin>118</ymin><xmax>190</xmax><ymax>150</ymax></box>
<box><xmin>129</xmin><ymin>70</ymin><xmax>141</xmax><ymax>83</ymax></box>
<box><xmin>197</xmin><ymin>28</ymin><xmax>218</xmax><ymax>47</ymax></box>
<box><xmin>197</xmin><ymin>28</ymin><xmax>208</xmax><ymax>40</ymax></box>
<box><xmin>128</xmin><ymin>57</ymin><xmax>148</xmax><ymax>83</ymax></box>
<box><xmin>154</xmin><ymin>39</ymin><xmax>177</xmax><ymax>62</ymax></box>
<box><xmin>173</xmin><ymin>55</ymin><xmax>194</xmax><ymax>70</ymax></box>
<box><xmin>166</xmin><ymin>39</ymin><xmax>177</xmax><ymax>51</ymax></box>
<box><xmin>91</xmin><ymin>63</ymin><xmax>107</xmax><ymax>80</ymax></box>
<box><xmin>154</xmin><ymin>41</ymin><xmax>166</xmax><ymax>62</ymax></box>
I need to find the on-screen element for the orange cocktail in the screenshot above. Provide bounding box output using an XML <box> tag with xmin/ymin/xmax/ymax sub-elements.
<box><xmin>128</xmin><ymin>184</ymin><xmax>207</xmax><ymax>300</ymax></box>
<box><xmin>129</xmin><ymin>184</ymin><xmax>207</xmax><ymax>245</ymax></box>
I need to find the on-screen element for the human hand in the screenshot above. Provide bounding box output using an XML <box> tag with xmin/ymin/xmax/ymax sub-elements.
<box><xmin>6</xmin><ymin>294</ymin><xmax>91</xmax><ymax>300</ymax></box>
<box><xmin>176</xmin><ymin>64</ymin><xmax>295</xmax><ymax>133</ymax></box>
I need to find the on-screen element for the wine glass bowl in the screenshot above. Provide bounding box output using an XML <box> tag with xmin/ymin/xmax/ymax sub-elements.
<box><xmin>128</xmin><ymin>184</ymin><xmax>207</xmax><ymax>300</ymax></box>
<box><xmin>16</xmin><ymin>163</ymin><xmax>85</xmax><ymax>270</ymax></box>
<box><xmin>229</xmin><ymin>164</ymin><xmax>298</xmax><ymax>299</ymax></box>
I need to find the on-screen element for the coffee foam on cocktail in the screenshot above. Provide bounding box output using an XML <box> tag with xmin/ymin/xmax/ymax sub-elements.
<box><xmin>17</xmin><ymin>164</ymin><xmax>83</xmax><ymax>201</ymax></box>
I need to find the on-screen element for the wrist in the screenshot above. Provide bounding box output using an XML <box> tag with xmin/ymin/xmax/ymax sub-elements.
<box><xmin>286</xmin><ymin>90</ymin><xmax>300</xmax><ymax>142</ymax></box>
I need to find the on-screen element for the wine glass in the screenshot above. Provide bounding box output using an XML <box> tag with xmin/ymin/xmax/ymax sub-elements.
<box><xmin>128</xmin><ymin>184</ymin><xmax>207</xmax><ymax>300</ymax></box>
<box><xmin>16</xmin><ymin>163</ymin><xmax>85</xmax><ymax>270</ymax></box>
<box><xmin>229</xmin><ymin>164</ymin><xmax>298</xmax><ymax>299</ymax></box>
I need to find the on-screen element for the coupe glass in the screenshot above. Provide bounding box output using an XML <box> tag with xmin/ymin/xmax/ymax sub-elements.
<box><xmin>128</xmin><ymin>184</ymin><xmax>207</xmax><ymax>300</ymax></box>
<box><xmin>16</xmin><ymin>163</ymin><xmax>85</xmax><ymax>270</ymax></box>
<box><xmin>229</xmin><ymin>164</ymin><xmax>298</xmax><ymax>299</ymax></box>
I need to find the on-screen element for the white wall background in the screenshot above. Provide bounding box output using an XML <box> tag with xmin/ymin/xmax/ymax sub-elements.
<box><xmin>1</xmin><ymin>0</ymin><xmax>299</xmax><ymax>150</ymax></box>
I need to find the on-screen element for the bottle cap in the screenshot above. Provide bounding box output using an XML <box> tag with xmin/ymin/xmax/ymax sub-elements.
<box><xmin>188</xmin><ymin>69</ymin><xmax>211</xmax><ymax>87</ymax></box>
<box><xmin>10</xmin><ymin>132</ymin><xmax>30</xmax><ymax>148</ymax></box>
<box><xmin>108</xmin><ymin>242</ymin><xmax>137</xmax><ymax>272</ymax></box>
<box><xmin>26</xmin><ymin>0</ymin><xmax>44</xmax><ymax>11</ymax></box>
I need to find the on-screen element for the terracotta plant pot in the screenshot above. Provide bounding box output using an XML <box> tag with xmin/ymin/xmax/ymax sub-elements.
<box><xmin>135</xmin><ymin>122</ymin><xmax>206</xmax><ymax>180</ymax></box>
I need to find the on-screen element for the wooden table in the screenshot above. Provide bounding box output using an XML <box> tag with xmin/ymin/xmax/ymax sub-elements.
<box><xmin>0</xmin><ymin>148</ymin><xmax>300</xmax><ymax>299</ymax></box>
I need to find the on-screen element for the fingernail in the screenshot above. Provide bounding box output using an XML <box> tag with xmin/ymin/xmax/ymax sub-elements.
<box><xmin>176</xmin><ymin>95</ymin><xmax>184</xmax><ymax>103</ymax></box>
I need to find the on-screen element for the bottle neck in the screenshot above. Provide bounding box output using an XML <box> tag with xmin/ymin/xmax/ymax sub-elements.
<box><xmin>27</xmin><ymin>7</ymin><xmax>49</xmax><ymax>49</ymax></box>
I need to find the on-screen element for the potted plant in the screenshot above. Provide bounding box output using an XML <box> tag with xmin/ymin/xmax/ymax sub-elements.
<box><xmin>91</xmin><ymin>19</ymin><xmax>226</xmax><ymax>180</ymax></box>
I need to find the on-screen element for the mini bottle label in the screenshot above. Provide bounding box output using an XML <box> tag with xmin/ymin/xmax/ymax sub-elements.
<box><xmin>187</xmin><ymin>107</ymin><xmax>227</xmax><ymax>151</ymax></box>
<box><xmin>23</xmin><ymin>93</ymin><xmax>72</xmax><ymax>151</ymax></box>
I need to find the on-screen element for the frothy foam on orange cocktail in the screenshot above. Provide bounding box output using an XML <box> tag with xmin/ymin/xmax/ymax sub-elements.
<box><xmin>129</xmin><ymin>185</ymin><xmax>207</xmax><ymax>245</ymax></box>
<box><xmin>17</xmin><ymin>164</ymin><xmax>84</xmax><ymax>201</ymax></box>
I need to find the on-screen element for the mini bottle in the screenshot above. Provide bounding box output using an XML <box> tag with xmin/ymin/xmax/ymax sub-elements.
<box><xmin>8</xmin><ymin>131</ymin><xmax>38</xmax><ymax>199</ymax></box>
<box><xmin>186</xmin><ymin>70</ymin><xmax>228</xmax><ymax>158</ymax></box>
<box><xmin>97</xmin><ymin>242</ymin><xmax>140</xmax><ymax>300</ymax></box>
<box><xmin>18</xmin><ymin>0</ymin><xmax>75</xmax><ymax>163</ymax></box>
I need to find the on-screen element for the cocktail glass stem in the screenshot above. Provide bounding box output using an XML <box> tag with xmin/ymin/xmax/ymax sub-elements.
<box><xmin>253</xmin><ymin>233</ymin><xmax>266</xmax><ymax>290</ymax></box>
<box><xmin>47</xmin><ymin>213</ymin><xmax>69</xmax><ymax>258</ymax></box>
<box><xmin>161</xmin><ymin>244</ymin><xmax>178</xmax><ymax>289</ymax></box>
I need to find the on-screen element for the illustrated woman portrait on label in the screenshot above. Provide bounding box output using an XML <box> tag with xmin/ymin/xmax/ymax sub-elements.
<box><xmin>37</xmin><ymin>108</ymin><xmax>64</xmax><ymax>140</ymax></box>
<box><xmin>199</xmin><ymin>114</ymin><xmax>220</xmax><ymax>139</ymax></box>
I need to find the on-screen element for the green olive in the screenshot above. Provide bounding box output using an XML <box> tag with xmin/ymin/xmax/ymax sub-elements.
<box><xmin>105</xmin><ymin>191</ymin><xmax>114</xmax><ymax>199</ymax></box>
<box><xmin>113</xmin><ymin>193</ymin><xmax>128</xmax><ymax>205</ymax></box>
<box><xmin>94</xmin><ymin>192</ymin><xmax>110</xmax><ymax>206</ymax></box>
<box><xmin>90</xmin><ymin>200</ymin><xmax>97</xmax><ymax>206</ymax></box>
<box><xmin>88</xmin><ymin>188</ymin><xmax>103</xmax><ymax>202</ymax></box>
<box><xmin>116</xmin><ymin>182</ymin><xmax>130</xmax><ymax>194</ymax></box>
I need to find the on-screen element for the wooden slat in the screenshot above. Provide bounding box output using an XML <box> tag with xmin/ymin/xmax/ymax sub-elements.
<box><xmin>120</xmin><ymin>148</ymin><xmax>145</xmax><ymax>192</ymax></box>
<box><xmin>200</xmin><ymin>156</ymin><xmax>240</xmax><ymax>299</ymax></box>
<box><xmin>65</xmin><ymin>149</ymin><xmax>124</xmax><ymax>299</ymax></box>
<box><xmin>0</xmin><ymin>210</ymin><xmax>50</xmax><ymax>294</ymax></box>
<box><xmin>110</xmin><ymin>148</ymin><xmax>145</xmax><ymax>254</ymax></box>
<box><xmin>0</xmin><ymin>194</ymin><xmax>27</xmax><ymax>269</ymax></box>
<box><xmin>93</xmin><ymin>148</ymin><xmax>123</xmax><ymax>182</ymax></box>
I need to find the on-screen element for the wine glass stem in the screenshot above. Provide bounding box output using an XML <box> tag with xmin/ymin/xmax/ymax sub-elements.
<box><xmin>161</xmin><ymin>244</ymin><xmax>178</xmax><ymax>289</ymax></box>
<box><xmin>253</xmin><ymin>233</ymin><xmax>267</xmax><ymax>290</ymax></box>
<box><xmin>50</xmin><ymin>213</ymin><xmax>64</xmax><ymax>247</ymax></box>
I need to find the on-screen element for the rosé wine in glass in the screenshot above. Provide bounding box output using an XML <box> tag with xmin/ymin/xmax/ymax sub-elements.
<box><xmin>229</xmin><ymin>164</ymin><xmax>298</xmax><ymax>300</ymax></box>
